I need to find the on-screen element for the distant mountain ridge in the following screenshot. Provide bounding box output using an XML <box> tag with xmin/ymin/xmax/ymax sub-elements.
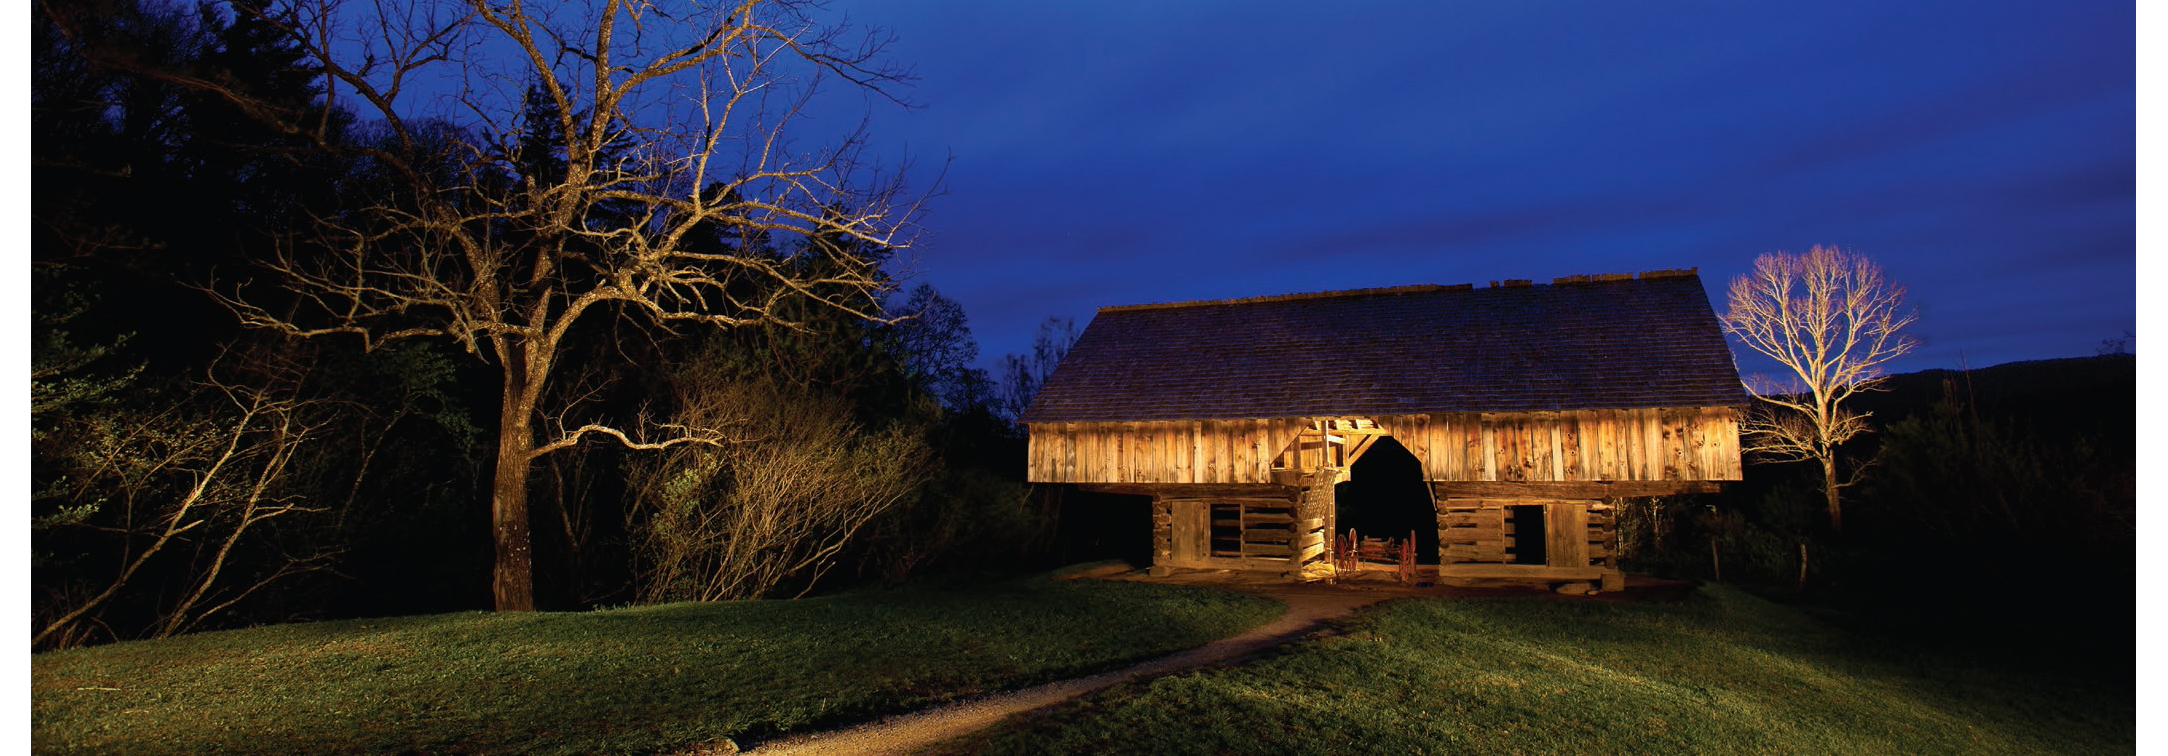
<box><xmin>1848</xmin><ymin>353</ymin><xmax>2133</xmax><ymax>448</ymax></box>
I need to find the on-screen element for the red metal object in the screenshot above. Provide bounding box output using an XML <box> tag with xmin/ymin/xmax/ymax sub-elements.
<box><xmin>1336</xmin><ymin>528</ymin><xmax>1418</xmax><ymax>582</ymax></box>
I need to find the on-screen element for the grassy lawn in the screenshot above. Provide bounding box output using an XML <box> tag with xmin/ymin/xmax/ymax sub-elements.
<box><xmin>31</xmin><ymin>572</ymin><xmax>1282</xmax><ymax>755</ymax></box>
<box><xmin>938</xmin><ymin>585</ymin><xmax>2133</xmax><ymax>755</ymax></box>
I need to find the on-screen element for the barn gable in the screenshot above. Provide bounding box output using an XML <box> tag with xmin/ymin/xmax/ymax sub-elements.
<box><xmin>1020</xmin><ymin>270</ymin><xmax>1748</xmax><ymax>587</ymax></box>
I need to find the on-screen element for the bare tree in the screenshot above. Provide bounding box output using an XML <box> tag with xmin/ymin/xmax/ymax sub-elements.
<box><xmin>628</xmin><ymin>378</ymin><xmax>929</xmax><ymax>602</ymax></box>
<box><xmin>33</xmin><ymin>349</ymin><xmax>338</xmax><ymax>649</ymax></box>
<box><xmin>889</xmin><ymin>283</ymin><xmax>979</xmax><ymax>406</ymax></box>
<box><xmin>197</xmin><ymin>0</ymin><xmax>928</xmax><ymax>609</ymax></box>
<box><xmin>998</xmin><ymin>315</ymin><xmax>1079</xmax><ymax>421</ymax></box>
<box><xmin>1720</xmin><ymin>245</ymin><xmax>1918</xmax><ymax>532</ymax></box>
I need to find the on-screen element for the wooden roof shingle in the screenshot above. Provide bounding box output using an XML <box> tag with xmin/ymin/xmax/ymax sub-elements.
<box><xmin>1018</xmin><ymin>270</ymin><xmax>1748</xmax><ymax>423</ymax></box>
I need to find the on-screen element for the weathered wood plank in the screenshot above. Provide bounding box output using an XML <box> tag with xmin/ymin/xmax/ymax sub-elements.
<box><xmin>1645</xmin><ymin>408</ymin><xmax>1665</xmax><ymax>480</ymax></box>
<box><xmin>1025</xmin><ymin>406</ymin><xmax>1743</xmax><ymax>486</ymax></box>
<box><xmin>1529</xmin><ymin>414</ymin><xmax>1551</xmax><ymax>481</ymax></box>
<box><xmin>1060</xmin><ymin>422</ymin><xmax>1077</xmax><ymax>483</ymax></box>
<box><xmin>1100</xmin><ymin>422</ymin><xmax>1118</xmax><ymax>483</ymax></box>
<box><xmin>1072</xmin><ymin>423</ymin><xmax>1086</xmax><ymax>483</ymax></box>
<box><xmin>1480</xmin><ymin>416</ymin><xmax>1498</xmax><ymax>481</ymax></box>
<box><xmin>1272</xmin><ymin>418</ymin><xmax>1305</xmax><ymax>479</ymax></box>
<box><xmin>1141</xmin><ymin>421</ymin><xmax>1157</xmax><ymax>483</ymax></box>
<box><xmin>1058</xmin><ymin>425</ymin><xmax>1074</xmax><ymax>483</ymax></box>
<box><xmin>1133</xmin><ymin>421</ymin><xmax>1150</xmax><ymax>483</ymax></box>
<box><xmin>1026</xmin><ymin>429</ymin><xmax>1042</xmax><ymax>482</ymax></box>
<box><xmin>1660</xmin><ymin>408</ymin><xmax>1682</xmax><ymax>480</ymax></box>
<box><xmin>1240</xmin><ymin>420</ymin><xmax>1258</xmax><ymax>482</ymax></box>
<box><xmin>1214</xmin><ymin>418</ymin><xmax>1231</xmax><ymax>483</ymax></box>
<box><xmin>1433</xmin><ymin>481</ymin><xmax>1721</xmax><ymax>498</ymax></box>
<box><xmin>1561</xmin><ymin>412</ymin><xmax>1581</xmax><ymax>482</ymax></box>
<box><xmin>1549</xmin><ymin>502</ymin><xmax>1587</xmax><ymax>568</ymax></box>
<box><xmin>1379</xmin><ymin>415</ymin><xmax>1411</xmax><ymax>473</ymax></box>
<box><xmin>1522</xmin><ymin>416</ymin><xmax>1539</xmax><ymax>481</ymax></box>
<box><xmin>1176</xmin><ymin>500</ymin><xmax>1209</xmax><ymax>564</ymax></box>
<box><xmin>1594</xmin><ymin>409</ymin><xmax>1616</xmax><ymax>480</ymax></box>
<box><xmin>1195</xmin><ymin>420</ymin><xmax>1209</xmax><ymax>482</ymax></box>
<box><xmin>1070</xmin><ymin>422</ymin><xmax>1089</xmax><ymax>484</ymax></box>
<box><xmin>1114</xmin><ymin>421</ymin><xmax>1132</xmax><ymax>483</ymax></box>
<box><xmin>1509</xmin><ymin>417</ymin><xmax>1526</xmax><ymax>480</ymax></box>
<box><xmin>1296</xmin><ymin>541</ymin><xmax>1326</xmax><ymax>564</ymax></box>
<box><xmin>1500</xmin><ymin>416</ymin><xmax>1520</xmax><ymax>481</ymax></box>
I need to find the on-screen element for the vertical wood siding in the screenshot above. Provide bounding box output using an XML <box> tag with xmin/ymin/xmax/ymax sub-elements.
<box><xmin>1026</xmin><ymin>408</ymin><xmax>1740</xmax><ymax>484</ymax></box>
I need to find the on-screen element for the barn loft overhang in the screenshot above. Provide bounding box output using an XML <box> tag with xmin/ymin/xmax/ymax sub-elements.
<box><xmin>1020</xmin><ymin>270</ymin><xmax>1749</xmax><ymax>585</ymax></box>
<box><xmin>1026</xmin><ymin>408</ymin><xmax>1745</xmax><ymax>487</ymax></box>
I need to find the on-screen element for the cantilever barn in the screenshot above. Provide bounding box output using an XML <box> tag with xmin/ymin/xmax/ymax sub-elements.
<box><xmin>1017</xmin><ymin>270</ymin><xmax>1748</xmax><ymax>589</ymax></box>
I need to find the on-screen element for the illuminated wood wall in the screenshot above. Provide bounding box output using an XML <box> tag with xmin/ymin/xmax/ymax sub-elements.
<box><xmin>1025</xmin><ymin>407</ymin><xmax>1741</xmax><ymax>485</ymax></box>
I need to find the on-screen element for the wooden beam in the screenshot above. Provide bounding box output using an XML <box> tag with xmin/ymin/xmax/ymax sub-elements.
<box><xmin>1431</xmin><ymin>480</ymin><xmax>1723</xmax><ymax>499</ymax></box>
<box><xmin>1079</xmin><ymin>483</ymin><xmax>1296</xmax><ymax>498</ymax></box>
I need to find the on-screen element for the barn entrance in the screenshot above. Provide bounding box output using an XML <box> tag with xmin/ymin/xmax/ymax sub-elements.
<box><xmin>1333</xmin><ymin>436</ymin><xmax>1439</xmax><ymax>565</ymax></box>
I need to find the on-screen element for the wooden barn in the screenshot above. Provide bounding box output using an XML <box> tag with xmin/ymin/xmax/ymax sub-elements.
<box><xmin>1017</xmin><ymin>269</ymin><xmax>1749</xmax><ymax>589</ymax></box>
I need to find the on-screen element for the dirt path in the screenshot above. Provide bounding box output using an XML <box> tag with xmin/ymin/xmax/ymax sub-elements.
<box><xmin>699</xmin><ymin>570</ymin><xmax>1691</xmax><ymax>756</ymax></box>
<box><xmin>730</xmin><ymin>579</ymin><xmax>1404</xmax><ymax>756</ymax></box>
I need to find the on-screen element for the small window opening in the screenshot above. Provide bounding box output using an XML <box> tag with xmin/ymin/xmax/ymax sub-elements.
<box><xmin>1509</xmin><ymin>504</ymin><xmax>1548</xmax><ymax>564</ymax></box>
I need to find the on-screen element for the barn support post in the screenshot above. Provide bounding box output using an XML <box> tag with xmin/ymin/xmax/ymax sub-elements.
<box><xmin>1287</xmin><ymin>471</ymin><xmax>1336</xmax><ymax>580</ymax></box>
<box><xmin>1599</xmin><ymin>496</ymin><xmax>1626</xmax><ymax>591</ymax></box>
<box><xmin>1149</xmin><ymin>495</ymin><xmax>1175</xmax><ymax>577</ymax></box>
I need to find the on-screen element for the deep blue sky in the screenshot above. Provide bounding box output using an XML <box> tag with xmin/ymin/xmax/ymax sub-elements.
<box><xmin>827</xmin><ymin>0</ymin><xmax>2134</xmax><ymax>382</ymax></box>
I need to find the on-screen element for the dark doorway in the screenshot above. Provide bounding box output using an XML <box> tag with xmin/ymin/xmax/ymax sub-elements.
<box><xmin>1054</xmin><ymin>488</ymin><xmax>1153</xmax><ymax>569</ymax></box>
<box><xmin>1509</xmin><ymin>504</ymin><xmax>1548</xmax><ymax>564</ymax></box>
<box><xmin>1333</xmin><ymin>436</ymin><xmax>1438</xmax><ymax>564</ymax></box>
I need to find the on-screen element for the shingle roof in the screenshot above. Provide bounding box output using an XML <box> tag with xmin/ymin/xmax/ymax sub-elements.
<box><xmin>1018</xmin><ymin>271</ymin><xmax>1749</xmax><ymax>423</ymax></box>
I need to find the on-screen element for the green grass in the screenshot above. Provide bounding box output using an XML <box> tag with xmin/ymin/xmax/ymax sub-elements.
<box><xmin>31</xmin><ymin>573</ymin><xmax>1282</xmax><ymax>755</ymax></box>
<box><xmin>937</xmin><ymin>585</ymin><xmax>2132</xmax><ymax>755</ymax></box>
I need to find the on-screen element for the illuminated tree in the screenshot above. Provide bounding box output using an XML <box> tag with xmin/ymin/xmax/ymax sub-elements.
<box><xmin>32</xmin><ymin>343</ymin><xmax>339</xmax><ymax>649</ymax></box>
<box><xmin>198</xmin><ymin>0</ymin><xmax>928</xmax><ymax>610</ymax></box>
<box><xmin>1721</xmin><ymin>245</ymin><xmax>1917</xmax><ymax>532</ymax></box>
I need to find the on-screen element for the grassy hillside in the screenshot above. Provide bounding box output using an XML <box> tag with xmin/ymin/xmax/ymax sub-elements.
<box><xmin>940</xmin><ymin>586</ymin><xmax>2133</xmax><ymax>755</ymax></box>
<box><xmin>31</xmin><ymin>574</ymin><xmax>1280</xmax><ymax>755</ymax></box>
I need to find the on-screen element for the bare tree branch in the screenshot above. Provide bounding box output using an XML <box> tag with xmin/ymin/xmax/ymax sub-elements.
<box><xmin>33</xmin><ymin>349</ymin><xmax>338</xmax><ymax>648</ymax></box>
<box><xmin>183</xmin><ymin>0</ymin><xmax>928</xmax><ymax>610</ymax></box>
<box><xmin>1721</xmin><ymin>245</ymin><xmax>1917</xmax><ymax>532</ymax></box>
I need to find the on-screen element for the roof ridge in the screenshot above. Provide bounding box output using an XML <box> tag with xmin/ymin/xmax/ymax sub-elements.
<box><xmin>1096</xmin><ymin>269</ymin><xmax>1696</xmax><ymax>313</ymax></box>
<box><xmin>1098</xmin><ymin>283</ymin><xmax>1469</xmax><ymax>313</ymax></box>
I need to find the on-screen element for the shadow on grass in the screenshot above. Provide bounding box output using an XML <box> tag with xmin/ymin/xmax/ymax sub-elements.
<box><xmin>933</xmin><ymin>585</ymin><xmax>2132</xmax><ymax>756</ymax></box>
